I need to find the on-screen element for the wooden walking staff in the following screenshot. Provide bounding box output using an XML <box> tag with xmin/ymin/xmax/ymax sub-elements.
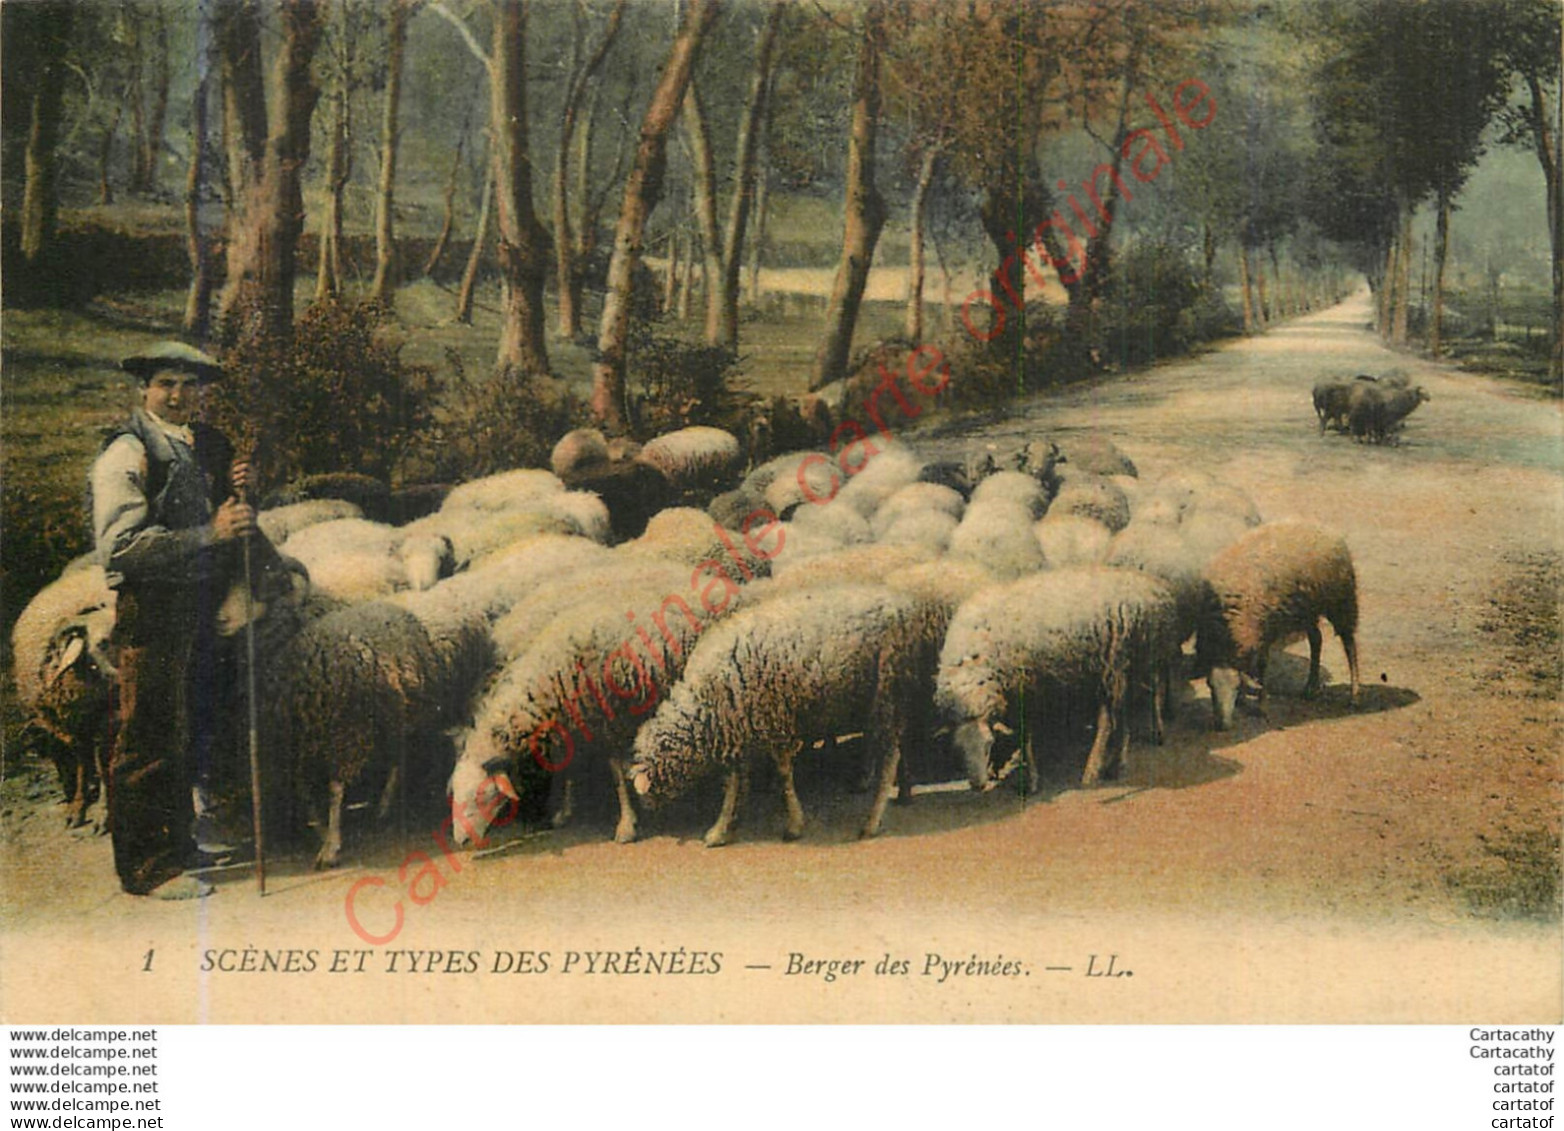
<box><xmin>238</xmin><ymin>443</ymin><xmax>267</xmax><ymax>895</ymax></box>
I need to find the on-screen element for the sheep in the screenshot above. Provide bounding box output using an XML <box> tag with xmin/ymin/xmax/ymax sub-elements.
<box><xmin>451</xmin><ymin>567</ymin><xmax>729</xmax><ymax>846</ymax></box>
<box><xmin>870</xmin><ymin>482</ymin><xmax>965</xmax><ymax>537</ymax></box>
<box><xmin>761</xmin><ymin>541</ymin><xmax>934</xmax><ymax>592</ymax></box>
<box><xmin>763</xmin><ymin>453</ymin><xmax>839</xmax><ymax>518</ymax></box>
<box><xmin>876</xmin><ymin>508</ymin><xmax>959</xmax><ymax>554</ymax></box>
<box><xmin>1054</xmin><ymin>435</ymin><xmax>1138</xmax><ymax>478</ymax></box>
<box><xmin>550</xmin><ymin>428</ymin><xmax>610</xmax><ymax>478</ymax></box>
<box><xmin>1047</xmin><ymin>471</ymin><xmax>1131</xmax><ymax>533</ymax></box>
<box><xmin>1347</xmin><ymin>383</ymin><xmax>1431</xmax><ymax>444</ymax></box>
<box><xmin>264</xmin><ymin>599</ymin><xmax>444</xmax><ymax>868</ymax></box>
<box><xmin>635</xmin><ymin>426</ymin><xmax>743</xmax><ymax>495</ymax></box>
<box><xmin>622</xmin><ymin>507</ymin><xmax>775</xmax><ymax>578</ymax></box>
<box><xmin>387</xmin><ymin>482</ymin><xmax>453</xmax><ymax>525</ymax></box>
<box><xmin>559</xmin><ymin>460</ymin><xmax>674</xmax><ymax>541</ymax></box>
<box><xmin>398</xmin><ymin>533</ymin><xmax>457</xmax><ymax>593</ymax></box>
<box><xmin>278</xmin><ymin>517</ymin><xmax>426</xmax><ymax>603</ymax></box>
<box><xmin>1183</xmin><ymin>483</ymin><xmax>1262</xmax><ymax>528</ymax></box>
<box><xmin>1312</xmin><ymin>379</ymin><xmax>1354</xmax><ymax>433</ymax></box>
<box><xmin>1011</xmin><ymin>439</ymin><xmax>1063</xmax><ymax>493</ymax></box>
<box><xmin>1196</xmin><ymin>522</ymin><xmax>1360</xmax><ymax>731</ymax></box>
<box><xmin>789</xmin><ymin>495</ymin><xmax>874</xmax><ymax>546</ymax></box>
<box><xmin>433</xmin><ymin>533</ymin><xmax>616</xmax><ymax>623</ymax></box>
<box><xmin>265</xmin><ymin>472</ymin><xmax>392</xmax><ymax>522</ymax></box>
<box><xmin>1105</xmin><ymin>521</ymin><xmax>1208</xmax><ymax>645</ymax></box>
<box><xmin>11</xmin><ymin>566</ymin><xmax>115</xmax><ymax>709</ymax></box>
<box><xmin>948</xmin><ymin>499</ymin><xmax>1049</xmax><ymax>579</ymax></box>
<box><xmin>396</xmin><ymin>507</ymin><xmax>593</xmax><ymax>576</ymax></box>
<box><xmin>918</xmin><ymin>448</ymin><xmax>1000</xmax><ymax>498</ymax></box>
<box><xmin>630</xmin><ymin>585</ymin><xmax>924</xmax><ymax>846</ymax></box>
<box><xmin>709</xmin><ymin>486</ymin><xmax>764</xmax><ymax>531</ymax></box>
<box><xmin>1034</xmin><ymin>513</ymin><xmax>1113</xmax><ymax>567</ymax></box>
<box><xmin>936</xmin><ymin>566</ymin><xmax>1181</xmax><ymax>793</ymax></box>
<box><xmin>833</xmin><ymin>443</ymin><xmax>925</xmax><ymax>517</ymax></box>
<box><xmin>256</xmin><ymin>499</ymin><xmax>364</xmax><ymax>545</ymax></box>
<box><xmin>442</xmin><ymin>468</ymin><xmax>565</xmax><ymax>513</ymax></box>
<box><xmin>969</xmin><ymin>470</ymin><xmax>1049</xmax><ymax>519</ymax></box>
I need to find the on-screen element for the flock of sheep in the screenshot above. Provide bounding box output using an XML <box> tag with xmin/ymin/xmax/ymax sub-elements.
<box><xmin>13</xmin><ymin>416</ymin><xmax>1364</xmax><ymax>864</ymax></box>
<box><xmin>1312</xmin><ymin>371</ymin><xmax>1431</xmax><ymax>444</ymax></box>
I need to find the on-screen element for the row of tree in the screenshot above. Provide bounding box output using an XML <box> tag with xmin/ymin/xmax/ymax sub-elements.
<box><xmin>7</xmin><ymin>0</ymin><xmax>1561</xmax><ymax>413</ymax></box>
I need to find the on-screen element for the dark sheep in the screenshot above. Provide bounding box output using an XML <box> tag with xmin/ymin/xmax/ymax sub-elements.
<box><xmin>1312</xmin><ymin>380</ymin><xmax>1354</xmax><ymax>434</ymax></box>
<box><xmin>1347</xmin><ymin>383</ymin><xmax>1430</xmax><ymax>444</ymax></box>
<box><xmin>559</xmin><ymin>460</ymin><xmax>675</xmax><ymax>542</ymax></box>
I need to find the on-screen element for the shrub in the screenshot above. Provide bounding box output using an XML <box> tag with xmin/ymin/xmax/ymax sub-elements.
<box><xmin>624</xmin><ymin>323</ymin><xmax>753</xmax><ymax>438</ymax></box>
<box><xmin>422</xmin><ymin>353</ymin><xmax>588</xmax><ymax>482</ymax></box>
<box><xmin>205</xmin><ymin>300</ymin><xmax>439</xmax><ymax>496</ymax></box>
<box><xmin>1092</xmin><ymin>241</ymin><xmax>1205</xmax><ymax>368</ymax></box>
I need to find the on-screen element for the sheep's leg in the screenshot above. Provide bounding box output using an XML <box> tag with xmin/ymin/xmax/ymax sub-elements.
<box><xmin>775</xmin><ymin>743</ymin><xmax>806</xmax><ymax>841</ymax></box>
<box><xmin>1081</xmin><ymin>699</ymin><xmax>1114</xmax><ymax>786</ymax></box>
<box><xmin>609</xmin><ymin>758</ymin><xmax>638</xmax><ymax>844</ymax></box>
<box><xmin>1023</xmin><ymin>725</ymin><xmax>1042</xmax><ymax>795</ymax></box>
<box><xmin>376</xmin><ymin>765</ymin><xmax>400</xmax><ymax>822</ymax></box>
<box><xmin>1339</xmin><ymin>627</ymin><xmax>1361</xmax><ymax>706</ymax></box>
<box><xmin>1303</xmin><ymin>625</ymin><xmax>1324</xmax><ymax>699</ymax></box>
<box><xmin>703</xmin><ymin>767</ymin><xmax>743</xmax><ymax>848</ymax></box>
<box><xmin>1151</xmin><ymin>664</ymin><xmax>1167</xmax><ymax>745</ymax></box>
<box><xmin>65</xmin><ymin>758</ymin><xmax>87</xmax><ymax>829</ymax></box>
<box><xmin>315</xmin><ymin>780</ymin><xmax>346</xmax><ymax>869</ymax></box>
<box><xmin>863</xmin><ymin>714</ymin><xmax>904</xmax><ymax>839</ymax></box>
<box><xmin>1254</xmin><ymin>651</ymin><xmax>1270</xmax><ymax>718</ymax></box>
<box><xmin>551</xmin><ymin>777</ymin><xmax>576</xmax><ymax>830</ymax></box>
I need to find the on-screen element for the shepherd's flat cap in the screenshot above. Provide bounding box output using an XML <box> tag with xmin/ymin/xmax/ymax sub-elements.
<box><xmin>121</xmin><ymin>341</ymin><xmax>224</xmax><ymax>382</ymax></box>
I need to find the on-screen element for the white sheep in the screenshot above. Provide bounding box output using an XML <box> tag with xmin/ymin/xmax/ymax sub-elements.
<box><xmin>1196</xmin><ymin>521</ymin><xmax>1361</xmax><ymax>730</ymax></box>
<box><xmin>1047</xmin><ymin>471</ymin><xmax>1131</xmax><ymax>532</ymax></box>
<box><xmin>256</xmin><ymin>499</ymin><xmax>363</xmax><ymax>545</ymax></box>
<box><xmin>630</xmin><ymin>585</ymin><xmax>924</xmax><ymax>846</ymax></box>
<box><xmin>621</xmin><ymin>507</ymin><xmax>775</xmax><ymax>578</ymax></box>
<box><xmin>876</xmin><ymin>508</ymin><xmax>959</xmax><ymax>554</ymax></box>
<box><xmin>936</xmin><ymin>566</ymin><xmax>1181</xmax><ymax>792</ymax></box>
<box><xmin>450</xmin><ymin>566</ymin><xmax>729</xmax><ymax>846</ymax></box>
<box><xmin>635</xmin><ymin>426</ymin><xmax>742</xmax><ymax>492</ymax></box>
<box><xmin>870</xmin><ymin>482</ymin><xmax>965</xmax><ymax>537</ymax></box>
<box><xmin>948</xmin><ymin>499</ymin><xmax>1048</xmax><ymax>579</ymax></box>
<box><xmin>788</xmin><ymin>494</ymin><xmax>874</xmax><ymax>546</ymax></box>
<box><xmin>1034</xmin><ymin>513</ymin><xmax>1112</xmax><ymax>567</ymax></box>
<box><xmin>280</xmin><ymin>518</ymin><xmax>407</xmax><ymax>602</ymax></box>
<box><xmin>969</xmin><ymin>470</ymin><xmax>1049</xmax><ymax>519</ymax></box>
<box><xmin>833</xmin><ymin>443</ymin><xmax>925</xmax><ymax>517</ymax></box>
<box><xmin>442</xmin><ymin>469</ymin><xmax>566</xmax><ymax>513</ymax></box>
<box><xmin>11</xmin><ymin>566</ymin><xmax>115</xmax><ymax>709</ymax></box>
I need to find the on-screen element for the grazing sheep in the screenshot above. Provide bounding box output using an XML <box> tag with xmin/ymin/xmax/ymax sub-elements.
<box><xmin>490</xmin><ymin>558</ymin><xmax>692</xmax><ymax>662</ymax></box>
<box><xmin>550</xmin><ymin>428</ymin><xmax>611</xmax><ymax>478</ymax></box>
<box><xmin>1048</xmin><ymin>471</ymin><xmax>1131</xmax><ymax>533</ymax></box>
<box><xmin>630</xmin><ymin>585</ymin><xmax>923</xmax><ymax>846</ymax></box>
<box><xmin>1183</xmin><ymin>483</ymin><xmax>1262</xmax><ymax>528</ymax></box>
<box><xmin>1034</xmin><ymin>513</ymin><xmax>1113</xmax><ymax>567</ymax></box>
<box><xmin>265</xmin><ymin>600</ymin><xmax>443</xmax><ymax>868</ymax></box>
<box><xmin>970</xmin><ymin>470</ymin><xmax>1049</xmax><ymax>519</ymax></box>
<box><xmin>1055</xmin><ymin>435</ymin><xmax>1138</xmax><ymax>478</ymax></box>
<box><xmin>1312</xmin><ymin>380</ymin><xmax>1354</xmax><ymax>433</ymax></box>
<box><xmin>1011</xmin><ymin>439</ymin><xmax>1063</xmax><ymax>493</ymax></box>
<box><xmin>834</xmin><ymin>444</ymin><xmax>925</xmax><ymax>517</ymax></box>
<box><xmin>257</xmin><ymin>499</ymin><xmax>364</xmax><ymax>545</ymax></box>
<box><xmin>398</xmin><ymin>533</ymin><xmax>456</xmax><ymax>592</ymax></box>
<box><xmin>709</xmin><ymin>486</ymin><xmax>764</xmax><ymax>531</ymax></box>
<box><xmin>1105</xmin><ymin>522</ymin><xmax>1208</xmax><ymax>644</ymax></box>
<box><xmin>877</xmin><ymin>508</ymin><xmax>959</xmax><ymax>553</ymax></box>
<box><xmin>937</xmin><ymin>567</ymin><xmax>1180</xmax><ymax>791</ymax></box>
<box><xmin>764</xmin><ymin>453</ymin><xmax>840</xmax><ymax>517</ymax></box>
<box><xmin>621</xmin><ymin>507</ymin><xmax>776</xmax><ymax>579</ymax></box>
<box><xmin>451</xmin><ymin>569</ymin><xmax>728</xmax><ymax>846</ymax></box>
<box><xmin>1347</xmin><ymin>383</ymin><xmax>1430</xmax><ymax>445</ymax></box>
<box><xmin>635</xmin><ymin>426</ymin><xmax>743</xmax><ymax>494</ymax></box>
<box><xmin>870</xmin><ymin>482</ymin><xmax>965</xmax><ymax>537</ymax></box>
<box><xmin>442</xmin><ymin>469</ymin><xmax>566</xmax><ymax>513</ymax></box>
<box><xmin>948</xmin><ymin>500</ymin><xmax>1049</xmax><ymax>579</ymax></box>
<box><xmin>437</xmin><ymin>534</ymin><xmax>616</xmax><ymax>622</ymax></box>
<box><xmin>762</xmin><ymin>541</ymin><xmax>934</xmax><ymax>591</ymax></box>
<box><xmin>790</xmin><ymin>495</ymin><xmax>875</xmax><ymax>546</ymax></box>
<box><xmin>1196</xmin><ymin>521</ymin><xmax>1361</xmax><ymax>730</ymax></box>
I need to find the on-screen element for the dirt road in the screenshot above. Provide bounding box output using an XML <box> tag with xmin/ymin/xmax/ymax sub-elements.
<box><xmin>3</xmin><ymin>289</ymin><xmax>1559</xmax><ymax>1024</ymax></box>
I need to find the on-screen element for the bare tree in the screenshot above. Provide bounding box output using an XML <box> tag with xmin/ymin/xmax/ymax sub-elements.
<box><xmin>810</xmin><ymin>0</ymin><xmax>887</xmax><ymax>391</ymax></box>
<box><xmin>370</xmin><ymin>0</ymin><xmax>415</xmax><ymax>304</ymax></box>
<box><xmin>591</xmin><ymin>0</ymin><xmax>722</xmax><ymax>430</ymax></box>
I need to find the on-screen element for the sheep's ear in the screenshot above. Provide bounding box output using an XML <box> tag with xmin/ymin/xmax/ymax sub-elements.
<box><xmin>494</xmin><ymin>773</ymin><xmax>520</xmax><ymax>801</ymax></box>
<box><xmin>1239</xmin><ymin>672</ymin><xmax>1263</xmax><ymax>693</ymax></box>
<box><xmin>44</xmin><ymin>632</ymin><xmax>86</xmax><ymax>687</ymax></box>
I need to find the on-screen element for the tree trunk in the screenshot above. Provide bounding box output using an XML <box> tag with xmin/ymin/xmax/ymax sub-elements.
<box><xmin>491</xmin><ymin>0</ymin><xmax>553</xmax><ymax>374</ymax></box>
<box><xmin>370</xmin><ymin>0</ymin><xmax>411</xmax><ymax>305</ymax></box>
<box><xmin>125</xmin><ymin>4</ymin><xmax>148</xmax><ymax>193</ymax></box>
<box><xmin>1202</xmin><ymin>223</ymin><xmax>1217</xmax><ymax>292</ymax></box>
<box><xmin>98</xmin><ymin>99</ymin><xmax>125</xmax><ymax>207</ymax></box>
<box><xmin>809</xmin><ymin>0</ymin><xmax>887</xmax><ymax>392</ymax></box>
<box><xmin>905</xmin><ymin>146</ymin><xmax>938</xmax><ymax>343</ymax></box>
<box><xmin>1522</xmin><ymin>72</ymin><xmax>1562</xmax><ymax>383</ymax></box>
<box><xmin>216</xmin><ymin>0</ymin><xmax>325</xmax><ymax>346</ymax></box>
<box><xmin>184</xmin><ymin>16</ymin><xmax>216</xmax><ymax>339</ymax></box>
<box><xmin>315</xmin><ymin>25</ymin><xmax>352</xmax><ymax>303</ymax></box>
<box><xmin>137</xmin><ymin>7</ymin><xmax>171</xmax><ymax>196</ymax></box>
<box><xmin>591</xmin><ymin>0</ymin><xmax>722</xmax><ymax>430</ymax></box>
<box><xmin>425</xmin><ymin>131</ymin><xmax>466</xmax><ymax>278</ymax></box>
<box><xmin>1391</xmin><ymin>205</ymin><xmax>1413</xmax><ymax>345</ymax></box>
<box><xmin>1254</xmin><ymin>253</ymin><xmax>1271</xmax><ymax>324</ymax></box>
<box><xmin>19</xmin><ymin>3</ymin><xmax>72</xmax><ymax>267</ymax></box>
<box><xmin>553</xmin><ymin>0</ymin><xmax>626</xmax><ymax>339</ymax></box>
<box><xmin>677</xmin><ymin>234</ymin><xmax>697</xmax><ymax>322</ymax></box>
<box><xmin>456</xmin><ymin>161</ymin><xmax>494</xmax><ymax>325</ymax></box>
<box><xmin>1378</xmin><ymin>234</ymin><xmax>1397</xmax><ymax>336</ymax></box>
<box><xmin>663</xmin><ymin>229</ymin><xmax>681</xmax><ymax>314</ymax></box>
<box><xmin>1237</xmin><ymin>246</ymin><xmax>1254</xmax><ymax>334</ymax></box>
<box><xmin>683</xmin><ymin>84</ymin><xmax>726</xmax><ymax>345</ymax></box>
<box><xmin>1431</xmin><ymin>188</ymin><xmax>1451</xmax><ymax>355</ymax></box>
<box><xmin>715</xmin><ymin>0</ymin><xmax>783</xmax><ymax>350</ymax></box>
<box><xmin>748</xmin><ymin>167</ymin><xmax>768</xmax><ymax>304</ymax></box>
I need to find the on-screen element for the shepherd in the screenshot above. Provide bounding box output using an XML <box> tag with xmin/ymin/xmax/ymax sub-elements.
<box><xmin>91</xmin><ymin>342</ymin><xmax>260</xmax><ymax>899</ymax></box>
